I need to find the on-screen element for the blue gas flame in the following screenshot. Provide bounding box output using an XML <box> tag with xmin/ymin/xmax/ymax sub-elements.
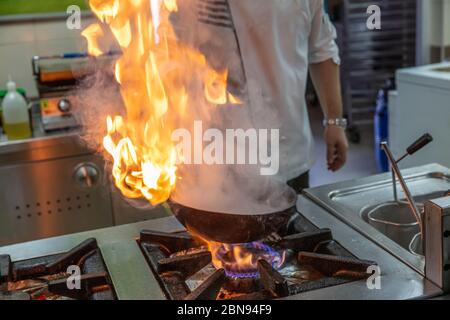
<box><xmin>213</xmin><ymin>242</ymin><xmax>285</xmax><ymax>279</ymax></box>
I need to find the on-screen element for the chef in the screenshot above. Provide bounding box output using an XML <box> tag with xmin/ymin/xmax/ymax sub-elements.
<box><xmin>174</xmin><ymin>0</ymin><xmax>348</xmax><ymax>193</ymax></box>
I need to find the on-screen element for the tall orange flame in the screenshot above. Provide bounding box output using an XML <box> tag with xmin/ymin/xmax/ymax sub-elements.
<box><xmin>82</xmin><ymin>0</ymin><xmax>240</xmax><ymax>205</ymax></box>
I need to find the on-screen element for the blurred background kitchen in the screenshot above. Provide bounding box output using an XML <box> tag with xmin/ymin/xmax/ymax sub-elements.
<box><xmin>0</xmin><ymin>0</ymin><xmax>449</xmax><ymax>246</ymax></box>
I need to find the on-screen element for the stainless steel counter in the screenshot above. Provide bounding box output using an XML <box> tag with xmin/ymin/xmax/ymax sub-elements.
<box><xmin>0</xmin><ymin>196</ymin><xmax>442</xmax><ymax>300</ymax></box>
<box><xmin>294</xmin><ymin>196</ymin><xmax>441</xmax><ymax>300</ymax></box>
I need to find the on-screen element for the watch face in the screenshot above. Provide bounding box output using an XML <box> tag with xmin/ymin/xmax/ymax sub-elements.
<box><xmin>323</xmin><ymin>118</ymin><xmax>347</xmax><ymax>128</ymax></box>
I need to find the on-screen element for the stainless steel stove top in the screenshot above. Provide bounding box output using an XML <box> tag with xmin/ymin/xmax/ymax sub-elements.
<box><xmin>0</xmin><ymin>196</ymin><xmax>443</xmax><ymax>300</ymax></box>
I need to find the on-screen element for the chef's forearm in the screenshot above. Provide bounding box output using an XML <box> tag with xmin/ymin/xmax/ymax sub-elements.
<box><xmin>309</xmin><ymin>59</ymin><xmax>343</xmax><ymax>119</ymax></box>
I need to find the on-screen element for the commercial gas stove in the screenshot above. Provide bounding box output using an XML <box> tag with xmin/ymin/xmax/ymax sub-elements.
<box><xmin>138</xmin><ymin>216</ymin><xmax>377</xmax><ymax>300</ymax></box>
<box><xmin>0</xmin><ymin>239</ymin><xmax>115</xmax><ymax>300</ymax></box>
<box><xmin>0</xmin><ymin>196</ymin><xmax>443</xmax><ymax>300</ymax></box>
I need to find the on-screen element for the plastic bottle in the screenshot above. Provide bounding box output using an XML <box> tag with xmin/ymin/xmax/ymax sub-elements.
<box><xmin>1</xmin><ymin>79</ymin><xmax>31</xmax><ymax>140</ymax></box>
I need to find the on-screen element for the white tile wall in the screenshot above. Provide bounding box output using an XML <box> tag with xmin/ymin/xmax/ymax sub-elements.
<box><xmin>0</xmin><ymin>42</ymin><xmax>36</xmax><ymax>94</ymax></box>
<box><xmin>0</xmin><ymin>16</ymin><xmax>96</xmax><ymax>98</ymax></box>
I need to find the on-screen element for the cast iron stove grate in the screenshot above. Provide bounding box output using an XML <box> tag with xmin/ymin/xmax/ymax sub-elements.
<box><xmin>139</xmin><ymin>214</ymin><xmax>378</xmax><ymax>300</ymax></box>
<box><xmin>0</xmin><ymin>238</ymin><xmax>116</xmax><ymax>300</ymax></box>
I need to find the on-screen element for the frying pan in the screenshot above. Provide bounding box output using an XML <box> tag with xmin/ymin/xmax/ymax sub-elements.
<box><xmin>168</xmin><ymin>181</ymin><xmax>298</xmax><ymax>244</ymax></box>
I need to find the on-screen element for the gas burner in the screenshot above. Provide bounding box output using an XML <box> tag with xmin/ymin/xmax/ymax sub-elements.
<box><xmin>208</xmin><ymin>242</ymin><xmax>285</xmax><ymax>279</ymax></box>
<box><xmin>0</xmin><ymin>239</ymin><xmax>116</xmax><ymax>300</ymax></box>
<box><xmin>139</xmin><ymin>214</ymin><xmax>378</xmax><ymax>300</ymax></box>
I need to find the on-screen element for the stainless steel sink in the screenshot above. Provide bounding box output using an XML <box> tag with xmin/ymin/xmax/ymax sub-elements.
<box><xmin>361</xmin><ymin>201</ymin><xmax>420</xmax><ymax>251</ymax></box>
<box><xmin>304</xmin><ymin>163</ymin><xmax>450</xmax><ymax>273</ymax></box>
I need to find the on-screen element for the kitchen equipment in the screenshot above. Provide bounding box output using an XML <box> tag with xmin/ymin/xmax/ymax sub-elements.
<box><xmin>0</xmin><ymin>132</ymin><xmax>169</xmax><ymax>247</ymax></box>
<box><xmin>38</xmin><ymin>95</ymin><xmax>79</xmax><ymax>131</ymax></box>
<box><xmin>31</xmin><ymin>52</ymin><xmax>119</xmax><ymax>131</ymax></box>
<box><xmin>0</xmin><ymin>145</ymin><xmax>114</xmax><ymax>246</ymax></box>
<box><xmin>139</xmin><ymin>214</ymin><xmax>376</xmax><ymax>300</ymax></box>
<box><xmin>386</xmin><ymin>133</ymin><xmax>433</xmax><ymax>205</ymax></box>
<box><xmin>169</xmin><ymin>200</ymin><xmax>296</xmax><ymax>244</ymax></box>
<box><xmin>0</xmin><ymin>199</ymin><xmax>444</xmax><ymax>300</ymax></box>
<box><xmin>0</xmin><ymin>238</ymin><xmax>115</xmax><ymax>300</ymax></box>
<box><xmin>373</xmin><ymin>133</ymin><xmax>433</xmax><ymax>255</ymax></box>
<box><xmin>380</xmin><ymin>135</ymin><xmax>432</xmax><ymax>233</ymax></box>
<box><xmin>409</xmin><ymin>232</ymin><xmax>423</xmax><ymax>257</ymax></box>
<box><xmin>424</xmin><ymin>196</ymin><xmax>450</xmax><ymax>293</ymax></box>
<box><xmin>304</xmin><ymin>163</ymin><xmax>450</xmax><ymax>273</ymax></box>
<box><xmin>32</xmin><ymin>53</ymin><xmax>85</xmax><ymax>131</ymax></box>
<box><xmin>391</xmin><ymin>62</ymin><xmax>450</xmax><ymax>169</ymax></box>
<box><xmin>169</xmin><ymin>179</ymin><xmax>298</xmax><ymax>244</ymax></box>
<box><xmin>367</xmin><ymin>201</ymin><xmax>421</xmax><ymax>249</ymax></box>
<box><xmin>317</xmin><ymin>134</ymin><xmax>432</xmax><ymax>256</ymax></box>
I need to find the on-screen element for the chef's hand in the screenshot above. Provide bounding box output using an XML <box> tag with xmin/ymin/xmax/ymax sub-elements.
<box><xmin>325</xmin><ymin>126</ymin><xmax>349</xmax><ymax>172</ymax></box>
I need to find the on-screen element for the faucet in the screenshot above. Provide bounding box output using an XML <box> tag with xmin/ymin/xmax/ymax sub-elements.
<box><xmin>381</xmin><ymin>133</ymin><xmax>433</xmax><ymax>238</ymax></box>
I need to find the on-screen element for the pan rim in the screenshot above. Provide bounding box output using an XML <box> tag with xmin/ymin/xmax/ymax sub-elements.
<box><xmin>169</xmin><ymin>187</ymin><xmax>298</xmax><ymax>216</ymax></box>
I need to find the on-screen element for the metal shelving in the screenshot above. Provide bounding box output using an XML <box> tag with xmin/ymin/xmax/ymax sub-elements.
<box><xmin>336</xmin><ymin>0</ymin><xmax>417</xmax><ymax>142</ymax></box>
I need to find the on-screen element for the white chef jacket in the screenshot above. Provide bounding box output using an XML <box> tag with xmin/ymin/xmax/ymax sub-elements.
<box><xmin>173</xmin><ymin>0</ymin><xmax>340</xmax><ymax>181</ymax></box>
<box><xmin>228</xmin><ymin>0</ymin><xmax>340</xmax><ymax>180</ymax></box>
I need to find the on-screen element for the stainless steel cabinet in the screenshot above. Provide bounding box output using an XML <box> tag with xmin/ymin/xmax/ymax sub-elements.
<box><xmin>0</xmin><ymin>134</ymin><xmax>169</xmax><ymax>246</ymax></box>
<box><xmin>0</xmin><ymin>154</ymin><xmax>113</xmax><ymax>245</ymax></box>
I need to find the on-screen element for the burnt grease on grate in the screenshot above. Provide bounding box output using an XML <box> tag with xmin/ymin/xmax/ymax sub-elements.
<box><xmin>138</xmin><ymin>214</ymin><xmax>377</xmax><ymax>300</ymax></box>
<box><xmin>0</xmin><ymin>238</ymin><xmax>116</xmax><ymax>300</ymax></box>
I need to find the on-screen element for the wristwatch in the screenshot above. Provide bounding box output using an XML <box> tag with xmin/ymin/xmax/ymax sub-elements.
<box><xmin>323</xmin><ymin>118</ymin><xmax>348</xmax><ymax>129</ymax></box>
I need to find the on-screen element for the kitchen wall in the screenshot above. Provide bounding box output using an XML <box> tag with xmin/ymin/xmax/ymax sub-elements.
<box><xmin>418</xmin><ymin>0</ymin><xmax>450</xmax><ymax>64</ymax></box>
<box><xmin>2</xmin><ymin>2</ymin><xmax>450</xmax><ymax>96</ymax></box>
<box><xmin>0</xmin><ymin>13</ymin><xmax>95</xmax><ymax>98</ymax></box>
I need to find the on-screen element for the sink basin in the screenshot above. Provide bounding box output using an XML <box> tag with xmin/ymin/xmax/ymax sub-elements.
<box><xmin>360</xmin><ymin>191</ymin><xmax>445</xmax><ymax>253</ymax></box>
<box><xmin>361</xmin><ymin>201</ymin><xmax>420</xmax><ymax>250</ymax></box>
<box><xmin>304</xmin><ymin>164</ymin><xmax>450</xmax><ymax>273</ymax></box>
